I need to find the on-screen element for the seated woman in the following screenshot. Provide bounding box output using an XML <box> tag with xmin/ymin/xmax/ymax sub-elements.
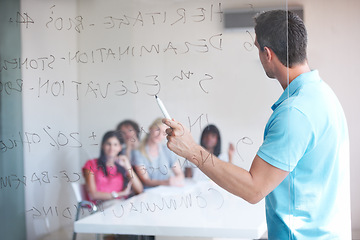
<box><xmin>82</xmin><ymin>131</ymin><xmax>143</xmax><ymax>203</ymax></box>
<box><xmin>116</xmin><ymin>119</ymin><xmax>141</xmax><ymax>163</ymax></box>
<box><xmin>185</xmin><ymin>124</ymin><xmax>235</xmax><ymax>180</ymax></box>
<box><xmin>133</xmin><ymin>118</ymin><xmax>184</xmax><ymax>188</ymax></box>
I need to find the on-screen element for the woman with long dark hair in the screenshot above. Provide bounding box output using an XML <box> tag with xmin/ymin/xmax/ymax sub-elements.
<box><xmin>83</xmin><ymin>131</ymin><xmax>143</xmax><ymax>202</ymax></box>
<box><xmin>185</xmin><ymin>124</ymin><xmax>234</xmax><ymax>179</ymax></box>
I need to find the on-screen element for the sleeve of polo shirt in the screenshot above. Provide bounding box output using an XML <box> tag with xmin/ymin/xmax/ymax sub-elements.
<box><xmin>257</xmin><ymin>107</ymin><xmax>313</xmax><ymax>172</ymax></box>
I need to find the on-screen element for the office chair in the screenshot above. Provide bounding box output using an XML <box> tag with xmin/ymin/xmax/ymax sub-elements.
<box><xmin>71</xmin><ymin>183</ymin><xmax>148</xmax><ymax>240</ymax></box>
<box><xmin>71</xmin><ymin>182</ymin><xmax>99</xmax><ymax>240</ymax></box>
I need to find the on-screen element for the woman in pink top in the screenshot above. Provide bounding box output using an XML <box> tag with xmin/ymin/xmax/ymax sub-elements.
<box><xmin>83</xmin><ymin>131</ymin><xmax>143</xmax><ymax>202</ymax></box>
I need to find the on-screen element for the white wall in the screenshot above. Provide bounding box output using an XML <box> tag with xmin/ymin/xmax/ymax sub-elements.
<box><xmin>17</xmin><ymin>0</ymin><xmax>360</xmax><ymax>239</ymax></box>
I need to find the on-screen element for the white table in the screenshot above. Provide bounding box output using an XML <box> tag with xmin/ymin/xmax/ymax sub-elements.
<box><xmin>74</xmin><ymin>180</ymin><xmax>267</xmax><ymax>239</ymax></box>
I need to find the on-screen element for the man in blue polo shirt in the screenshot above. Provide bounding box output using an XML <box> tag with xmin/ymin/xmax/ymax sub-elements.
<box><xmin>163</xmin><ymin>10</ymin><xmax>351</xmax><ymax>239</ymax></box>
<box><xmin>257</xmin><ymin>69</ymin><xmax>351</xmax><ymax>239</ymax></box>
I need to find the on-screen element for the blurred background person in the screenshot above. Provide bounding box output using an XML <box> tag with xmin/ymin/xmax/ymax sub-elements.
<box><xmin>116</xmin><ymin>119</ymin><xmax>141</xmax><ymax>163</ymax></box>
<box><xmin>133</xmin><ymin>118</ymin><xmax>184</xmax><ymax>188</ymax></box>
<box><xmin>185</xmin><ymin>124</ymin><xmax>234</xmax><ymax>180</ymax></box>
<box><xmin>82</xmin><ymin>131</ymin><xmax>143</xmax><ymax>203</ymax></box>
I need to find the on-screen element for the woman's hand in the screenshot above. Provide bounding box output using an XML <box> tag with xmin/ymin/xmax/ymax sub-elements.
<box><xmin>169</xmin><ymin>176</ymin><xmax>185</xmax><ymax>187</ymax></box>
<box><xmin>117</xmin><ymin>155</ymin><xmax>132</xmax><ymax>171</ymax></box>
<box><xmin>228</xmin><ymin>143</ymin><xmax>235</xmax><ymax>164</ymax></box>
<box><xmin>118</xmin><ymin>182</ymin><xmax>133</xmax><ymax>198</ymax></box>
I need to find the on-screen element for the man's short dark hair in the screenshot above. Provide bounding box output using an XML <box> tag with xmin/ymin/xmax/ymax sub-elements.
<box><xmin>254</xmin><ymin>10</ymin><xmax>307</xmax><ymax>67</ymax></box>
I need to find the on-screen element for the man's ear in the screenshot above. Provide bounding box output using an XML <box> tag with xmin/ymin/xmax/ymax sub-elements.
<box><xmin>263</xmin><ymin>46</ymin><xmax>273</xmax><ymax>62</ymax></box>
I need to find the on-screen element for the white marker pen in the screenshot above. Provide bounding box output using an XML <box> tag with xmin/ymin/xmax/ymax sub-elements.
<box><xmin>155</xmin><ymin>95</ymin><xmax>171</xmax><ymax>119</ymax></box>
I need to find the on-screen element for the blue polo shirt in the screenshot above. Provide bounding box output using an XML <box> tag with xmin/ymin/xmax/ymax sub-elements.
<box><xmin>257</xmin><ymin>70</ymin><xmax>351</xmax><ymax>239</ymax></box>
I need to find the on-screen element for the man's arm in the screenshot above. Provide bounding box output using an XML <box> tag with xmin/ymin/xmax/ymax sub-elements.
<box><xmin>163</xmin><ymin>119</ymin><xmax>288</xmax><ymax>204</ymax></box>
